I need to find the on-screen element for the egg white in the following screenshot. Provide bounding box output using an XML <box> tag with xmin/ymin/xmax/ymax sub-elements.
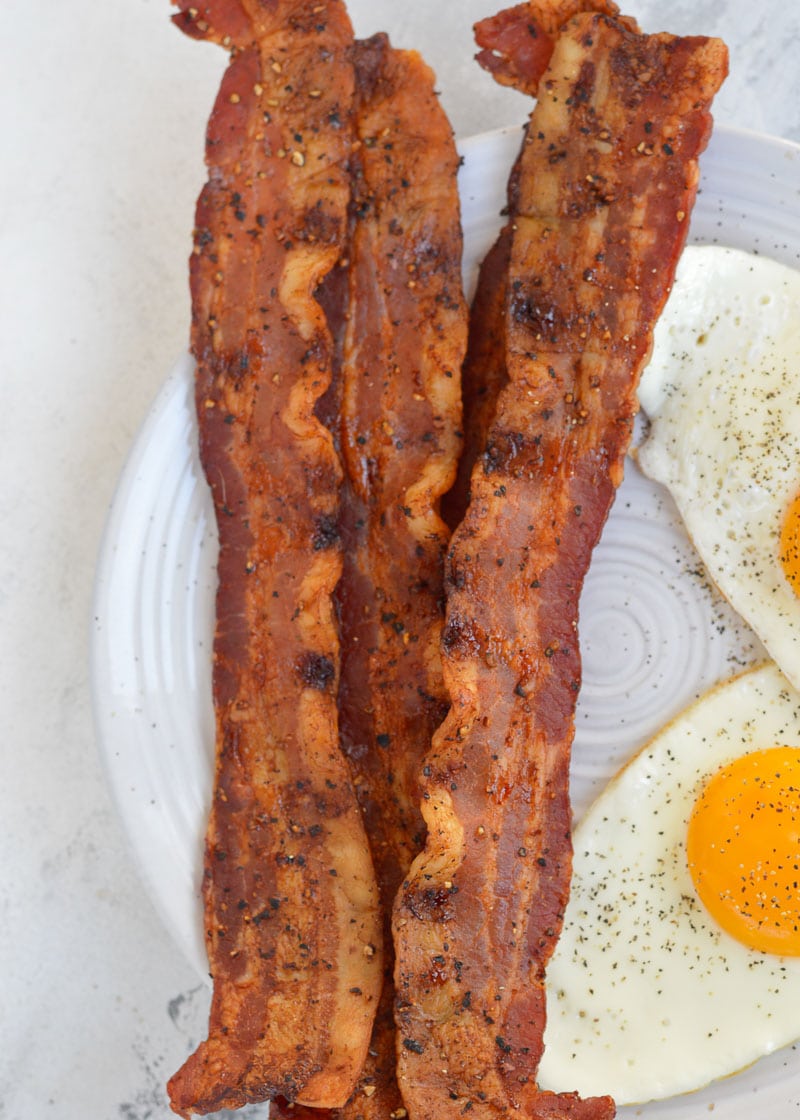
<box><xmin>635</xmin><ymin>245</ymin><xmax>800</xmax><ymax>692</ymax></box>
<box><xmin>538</xmin><ymin>662</ymin><xmax>800</xmax><ymax>1104</ymax></box>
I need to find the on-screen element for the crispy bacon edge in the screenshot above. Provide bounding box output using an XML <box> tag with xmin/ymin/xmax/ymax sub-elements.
<box><xmin>393</xmin><ymin>9</ymin><xmax>728</xmax><ymax>1120</ymax></box>
<box><xmin>166</xmin><ymin>2</ymin><xmax>383</xmax><ymax>1115</ymax></box>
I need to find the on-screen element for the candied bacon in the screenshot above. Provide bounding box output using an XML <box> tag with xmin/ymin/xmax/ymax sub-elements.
<box><xmin>166</xmin><ymin>2</ymin><xmax>383</xmax><ymax>1115</ymax></box>
<box><xmin>393</xmin><ymin>9</ymin><xmax>727</xmax><ymax>1120</ymax></box>
<box><xmin>271</xmin><ymin>31</ymin><xmax>466</xmax><ymax>1120</ymax></box>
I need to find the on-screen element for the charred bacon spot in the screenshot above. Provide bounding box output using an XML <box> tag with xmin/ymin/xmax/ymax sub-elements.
<box><xmin>482</xmin><ymin>429</ymin><xmax>527</xmax><ymax>476</ymax></box>
<box><xmin>298</xmin><ymin>652</ymin><xmax>336</xmax><ymax>691</ymax></box>
<box><xmin>312</xmin><ymin>514</ymin><xmax>339</xmax><ymax>551</ymax></box>
<box><xmin>295</xmin><ymin>202</ymin><xmax>344</xmax><ymax>247</ymax></box>
<box><xmin>567</xmin><ymin>171</ymin><xmax>618</xmax><ymax>216</ymax></box>
<box><xmin>509</xmin><ymin>286</ymin><xmax>563</xmax><ymax>343</ymax></box>
<box><xmin>570</xmin><ymin>58</ymin><xmax>598</xmax><ymax>109</ymax></box>
<box><xmin>405</xmin><ymin>884</ymin><xmax>456</xmax><ymax>923</ymax></box>
<box><xmin>441</xmin><ymin>615</ymin><xmax>481</xmax><ymax>659</ymax></box>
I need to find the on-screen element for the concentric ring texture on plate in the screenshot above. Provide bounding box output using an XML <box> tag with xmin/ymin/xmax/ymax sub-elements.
<box><xmin>91</xmin><ymin>125</ymin><xmax>800</xmax><ymax>1115</ymax></box>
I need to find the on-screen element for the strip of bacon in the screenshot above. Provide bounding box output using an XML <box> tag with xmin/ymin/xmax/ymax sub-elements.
<box><xmin>449</xmin><ymin>0</ymin><xmax>641</xmax><ymax>532</ymax></box>
<box><xmin>166</xmin><ymin>2</ymin><xmax>383</xmax><ymax>1115</ymax></box>
<box><xmin>271</xmin><ymin>31</ymin><xmax>467</xmax><ymax>1120</ymax></box>
<box><xmin>393</xmin><ymin>10</ymin><xmax>727</xmax><ymax>1120</ymax></box>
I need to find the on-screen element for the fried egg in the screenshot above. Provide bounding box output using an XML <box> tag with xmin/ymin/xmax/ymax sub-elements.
<box><xmin>636</xmin><ymin>245</ymin><xmax>800</xmax><ymax>692</ymax></box>
<box><xmin>537</xmin><ymin>662</ymin><xmax>800</xmax><ymax>1104</ymax></box>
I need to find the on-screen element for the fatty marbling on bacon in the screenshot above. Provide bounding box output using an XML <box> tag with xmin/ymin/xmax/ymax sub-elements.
<box><xmin>272</xmin><ymin>31</ymin><xmax>466</xmax><ymax>1120</ymax></box>
<box><xmin>393</xmin><ymin>7</ymin><xmax>727</xmax><ymax>1120</ymax></box>
<box><xmin>167</xmin><ymin>2</ymin><xmax>383</xmax><ymax>1115</ymax></box>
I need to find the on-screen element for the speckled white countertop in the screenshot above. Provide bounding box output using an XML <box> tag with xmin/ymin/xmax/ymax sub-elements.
<box><xmin>2</xmin><ymin>2</ymin><xmax>799</xmax><ymax>1118</ymax></box>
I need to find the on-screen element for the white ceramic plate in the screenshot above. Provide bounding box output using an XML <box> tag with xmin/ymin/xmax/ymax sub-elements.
<box><xmin>91</xmin><ymin>124</ymin><xmax>800</xmax><ymax>1117</ymax></box>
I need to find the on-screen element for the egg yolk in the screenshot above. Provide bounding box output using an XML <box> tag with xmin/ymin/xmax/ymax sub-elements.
<box><xmin>687</xmin><ymin>746</ymin><xmax>800</xmax><ymax>956</ymax></box>
<box><xmin>779</xmin><ymin>492</ymin><xmax>800</xmax><ymax>594</ymax></box>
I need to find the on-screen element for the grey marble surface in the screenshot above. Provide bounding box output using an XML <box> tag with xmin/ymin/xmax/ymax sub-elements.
<box><xmin>1</xmin><ymin>2</ymin><xmax>799</xmax><ymax>1118</ymax></box>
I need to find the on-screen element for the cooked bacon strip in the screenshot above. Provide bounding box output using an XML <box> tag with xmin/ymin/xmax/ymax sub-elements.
<box><xmin>271</xmin><ymin>32</ymin><xmax>466</xmax><ymax>1120</ymax></box>
<box><xmin>393</xmin><ymin>11</ymin><xmax>727</xmax><ymax>1120</ymax></box>
<box><xmin>167</xmin><ymin>2</ymin><xmax>383</xmax><ymax>1115</ymax></box>
<box><xmin>448</xmin><ymin>1</ymin><xmax>641</xmax><ymax>531</ymax></box>
<box><xmin>451</xmin><ymin>0</ymin><xmax>635</xmax><ymax>531</ymax></box>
